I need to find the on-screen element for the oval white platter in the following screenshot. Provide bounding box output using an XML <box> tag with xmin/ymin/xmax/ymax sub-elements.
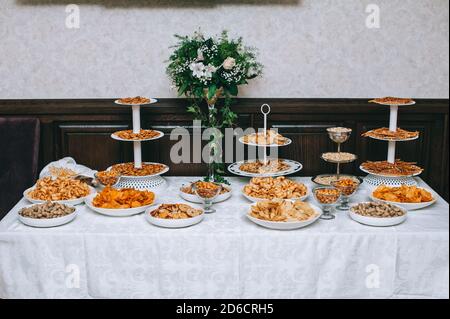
<box><xmin>24</xmin><ymin>186</ymin><xmax>96</xmax><ymax>206</ymax></box>
<box><xmin>359</xmin><ymin>165</ymin><xmax>422</xmax><ymax>178</ymax></box>
<box><xmin>238</xmin><ymin>136</ymin><xmax>292</xmax><ymax>148</ymax></box>
<box><xmin>111</xmin><ymin>130</ymin><xmax>164</xmax><ymax>142</ymax></box>
<box><xmin>228</xmin><ymin>159</ymin><xmax>303</xmax><ymax>178</ymax></box>
<box><xmin>348</xmin><ymin>203</ymin><xmax>407</xmax><ymax>227</ymax></box>
<box><xmin>107</xmin><ymin>162</ymin><xmax>169</xmax><ymax>178</ymax></box>
<box><xmin>18</xmin><ymin>204</ymin><xmax>78</xmax><ymax>228</ymax></box>
<box><xmin>242</xmin><ymin>190</ymin><xmax>309</xmax><ymax>203</ymax></box>
<box><xmin>84</xmin><ymin>193</ymin><xmax>156</xmax><ymax>217</ymax></box>
<box><xmin>144</xmin><ymin>204</ymin><xmax>205</xmax><ymax>228</ymax></box>
<box><xmin>369</xmin><ymin>192</ymin><xmax>436</xmax><ymax>211</ymax></box>
<box><xmin>114</xmin><ymin>98</ymin><xmax>158</xmax><ymax>106</ymax></box>
<box><xmin>179</xmin><ymin>185</ymin><xmax>232</xmax><ymax>204</ymax></box>
<box><xmin>246</xmin><ymin>202</ymin><xmax>322</xmax><ymax>230</ymax></box>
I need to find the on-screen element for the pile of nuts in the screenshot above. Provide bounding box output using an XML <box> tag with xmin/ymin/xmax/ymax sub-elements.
<box><xmin>194</xmin><ymin>182</ymin><xmax>222</xmax><ymax>199</ymax></box>
<box><xmin>314</xmin><ymin>188</ymin><xmax>341</xmax><ymax>204</ymax></box>
<box><xmin>96</xmin><ymin>170</ymin><xmax>120</xmax><ymax>186</ymax></box>
<box><xmin>351</xmin><ymin>202</ymin><xmax>405</xmax><ymax>218</ymax></box>
<box><xmin>19</xmin><ymin>202</ymin><xmax>75</xmax><ymax>219</ymax></box>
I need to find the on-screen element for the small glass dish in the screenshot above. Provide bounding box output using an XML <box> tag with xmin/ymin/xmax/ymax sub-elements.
<box><xmin>192</xmin><ymin>182</ymin><xmax>222</xmax><ymax>214</ymax></box>
<box><xmin>331</xmin><ymin>177</ymin><xmax>362</xmax><ymax>211</ymax></box>
<box><xmin>313</xmin><ymin>186</ymin><xmax>341</xmax><ymax>220</ymax></box>
<box><xmin>94</xmin><ymin>171</ymin><xmax>121</xmax><ymax>188</ymax></box>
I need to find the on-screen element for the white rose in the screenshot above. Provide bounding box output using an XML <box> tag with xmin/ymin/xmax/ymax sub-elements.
<box><xmin>189</xmin><ymin>62</ymin><xmax>205</xmax><ymax>79</ymax></box>
<box><xmin>223</xmin><ymin>57</ymin><xmax>236</xmax><ymax>70</ymax></box>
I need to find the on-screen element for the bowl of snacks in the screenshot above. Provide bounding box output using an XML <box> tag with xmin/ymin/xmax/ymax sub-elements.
<box><xmin>24</xmin><ymin>177</ymin><xmax>94</xmax><ymax>205</ymax></box>
<box><xmin>145</xmin><ymin>203</ymin><xmax>204</xmax><ymax>228</ymax></box>
<box><xmin>18</xmin><ymin>202</ymin><xmax>78</xmax><ymax>228</ymax></box>
<box><xmin>242</xmin><ymin>176</ymin><xmax>308</xmax><ymax>202</ymax></box>
<box><xmin>370</xmin><ymin>185</ymin><xmax>436</xmax><ymax>210</ymax></box>
<box><xmin>311</xmin><ymin>174</ymin><xmax>361</xmax><ymax>187</ymax></box>
<box><xmin>313</xmin><ymin>187</ymin><xmax>341</xmax><ymax>220</ymax></box>
<box><xmin>246</xmin><ymin>199</ymin><xmax>322</xmax><ymax>230</ymax></box>
<box><xmin>95</xmin><ymin>170</ymin><xmax>121</xmax><ymax>188</ymax></box>
<box><xmin>180</xmin><ymin>181</ymin><xmax>232</xmax><ymax>203</ymax></box>
<box><xmin>349</xmin><ymin>202</ymin><xmax>407</xmax><ymax>227</ymax></box>
<box><xmin>85</xmin><ymin>187</ymin><xmax>156</xmax><ymax>217</ymax></box>
<box><xmin>331</xmin><ymin>176</ymin><xmax>362</xmax><ymax>211</ymax></box>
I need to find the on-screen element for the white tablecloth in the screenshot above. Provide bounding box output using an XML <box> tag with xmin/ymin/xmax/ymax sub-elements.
<box><xmin>0</xmin><ymin>177</ymin><xmax>448</xmax><ymax>299</ymax></box>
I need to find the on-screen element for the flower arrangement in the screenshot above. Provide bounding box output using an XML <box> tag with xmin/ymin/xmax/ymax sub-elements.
<box><xmin>166</xmin><ymin>30</ymin><xmax>263</xmax><ymax>128</ymax></box>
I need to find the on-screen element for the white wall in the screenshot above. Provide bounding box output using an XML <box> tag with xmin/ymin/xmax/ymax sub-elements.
<box><xmin>0</xmin><ymin>0</ymin><xmax>448</xmax><ymax>99</ymax></box>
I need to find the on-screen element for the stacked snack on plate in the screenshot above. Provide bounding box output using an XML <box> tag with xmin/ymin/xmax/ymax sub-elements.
<box><xmin>150</xmin><ymin>204</ymin><xmax>203</xmax><ymax>219</ymax></box>
<box><xmin>243</xmin><ymin>176</ymin><xmax>307</xmax><ymax>201</ymax></box>
<box><xmin>92</xmin><ymin>187</ymin><xmax>155</xmax><ymax>209</ymax></box>
<box><xmin>370</xmin><ymin>185</ymin><xmax>435</xmax><ymax>210</ymax></box>
<box><xmin>249</xmin><ymin>199</ymin><xmax>318</xmax><ymax>222</ymax></box>
<box><xmin>27</xmin><ymin>177</ymin><xmax>90</xmax><ymax>202</ymax></box>
<box><xmin>242</xmin><ymin>130</ymin><xmax>289</xmax><ymax>146</ymax></box>
<box><xmin>349</xmin><ymin>202</ymin><xmax>407</xmax><ymax>227</ymax></box>
<box><xmin>110</xmin><ymin>162</ymin><xmax>167</xmax><ymax>177</ymax></box>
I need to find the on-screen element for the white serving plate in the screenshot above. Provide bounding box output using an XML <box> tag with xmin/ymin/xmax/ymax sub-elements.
<box><xmin>369</xmin><ymin>192</ymin><xmax>436</xmax><ymax>211</ymax></box>
<box><xmin>114</xmin><ymin>98</ymin><xmax>158</xmax><ymax>106</ymax></box>
<box><xmin>238</xmin><ymin>136</ymin><xmax>292</xmax><ymax>148</ymax></box>
<box><xmin>348</xmin><ymin>202</ymin><xmax>407</xmax><ymax>227</ymax></box>
<box><xmin>359</xmin><ymin>165</ymin><xmax>422</xmax><ymax>178</ymax></box>
<box><xmin>18</xmin><ymin>204</ymin><xmax>78</xmax><ymax>228</ymax></box>
<box><xmin>107</xmin><ymin>162</ymin><xmax>169</xmax><ymax>178</ymax></box>
<box><xmin>84</xmin><ymin>193</ymin><xmax>156</xmax><ymax>217</ymax></box>
<box><xmin>23</xmin><ymin>186</ymin><xmax>95</xmax><ymax>205</ymax></box>
<box><xmin>228</xmin><ymin>159</ymin><xmax>303</xmax><ymax>178</ymax></box>
<box><xmin>144</xmin><ymin>204</ymin><xmax>204</xmax><ymax>228</ymax></box>
<box><xmin>246</xmin><ymin>202</ymin><xmax>322</xmax><ymax>230</ymax></box>
<box><xmin>179</xmin><ymin>184</ymin><xmax>232</xmax><ymax>204</ymax></box>
<box><xmin>111</xmin><ymin>130</ymin><xmax>164</xmax><ymax>142</ymax></box>
<box><xmin>369</xmin><ymin>100</ymin><xmax>416</xmax><ymax>106</ymax></box>
<box><xmin>242</xmin><ymin>190</ymin><xmax>309</xmax><ymax>203</ymax></box>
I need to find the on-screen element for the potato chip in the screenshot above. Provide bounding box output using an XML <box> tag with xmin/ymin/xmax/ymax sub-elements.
<box><xmin>373</xmin><ymin>185</ymin><xmax>433</xmax><ymax>203</ymax></box>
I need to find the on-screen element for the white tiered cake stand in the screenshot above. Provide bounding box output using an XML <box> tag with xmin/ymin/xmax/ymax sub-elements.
<box><xmin>112</xmin><ymin>98</ymin><xmax>168</xmax><ymax>190</ymax></box>
<box><xmin>361</xmin><ymin>100</ymin><xmax>419</xmax><ymax>187</ymax></box>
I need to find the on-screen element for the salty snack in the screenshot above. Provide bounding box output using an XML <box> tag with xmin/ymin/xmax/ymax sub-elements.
<box><xmin>194</xmin><ymin>182</ymin><xmax>222</xmax><ymax>199</ymax></box>
<box><xmin>361</xmin><ymin>160</ymin><xmax>423</xmax><ymax>176</ymax></box>
<box><xmin>117</xmin><ymin>96</ymin><xmax>151</xmax><ymax>105</ymax></box>
<box><xmin>48</xmin><ymin>166</ymin><xmax>77</xmax><ymax>179</ymax></box>
<box><xmin>92</xmin><ymin>187</ymin><xmax>155</xmax><ymax>209</ymax></box>
<box><xmin>314</xmin><ymin>188</ymin><xmax>341</xmax><ymax>204</ymax></box>
<box><xmin>362</xmin><ymin>127</ymin><xmax>419</xmax><ymax>140</ymax></box>
<box><xmin>150</xmin><ymin>204</ymin><xmax>202</xmax><ymax>219</ymax></box>
<box><xmin>244</xmin><ymin>176</ymin><xmax>307</xmax><ymax>200</ymax></box>
<box><xmin>113</xmin><ymin>129</ymin><xmax>161</xmax><ymax>140</ymax></box>
<box><xmin>331</xmin><ymin>178</ymin><xmax>359</xmax><ymax>196</ymax></box>
<box><xmin>19</xmin><ymin>202</ymin><xmax>75</xmax><ymax>219</ymax></box>
<box><xmin>239</xmin><ymin>160</ymin><xmax>290</xmax><ymax>174</ymax></box>
<box><xmin>96</xmin><ymin>170</ymin><xmax>120</xmax><ymax>186</ymax></box>
<box><xmin>313</xmin><ymin>174</ymin><xmax>360</xmax><ymax>186</ymax></box>
<box><xmin>181</xmin><ymin>181</ymin><xmax>230</xmax><ymax>195</ymax></box>
<box><xmin>327</xmin><ymin>127</ymin><xmax>352</xmax><ymax>134</ymax></box>
<box><xmin>373</xmin><ymin>185</ymin><xmax>433</xmax><ymax>203</ymax></box>
<box><xmin>28</xmin><ymin>177</ymin><xmax>90</xmax><ymax>201</ymax></box>
<box><xmin>111</xmin><ymin>162</ymin><xmax>166</xmax><ymax>176</ymax></box>
<box><xmin>351</xmin><ymin>202</ymin><xmax>405</xmax><ymax>218</ymax></box>
<box><xmin>322</xmin><ymin>152</ymin><xmax>356</xmax><ymax>162</ymax></box>
<box><xmin>250</xmin><ymin>199</ymin><xmax>317</xmax><ymax>222</ymax></box>
<box><xmin>369</xmin><ymin>97</ymin><xmax>414</xmax><ymax>105</ymax></box>
<box><xmin>243</xmin><ymin>130</ymin><xmax>288</xmax><ymax>145</ymax></box>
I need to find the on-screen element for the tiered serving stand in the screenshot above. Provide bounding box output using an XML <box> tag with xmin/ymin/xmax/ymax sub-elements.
<box><xmin>228</xmin><ymin>104</ymin><xmax>303</xmax><ymax>178</ymax></box>
<box><xmin>112</xmin><ymin>98</ymin><xmax>168</xmax><ymax>190</ymax></box>
<box><xmin>321</xmin><ymin>128</ymin><xmax>356</xmax><ymax>179</ymax></box>
<box><xmin>360</xmin><ymin>99</ymin><xmax>419</xmax><ymax>187</ymax></box>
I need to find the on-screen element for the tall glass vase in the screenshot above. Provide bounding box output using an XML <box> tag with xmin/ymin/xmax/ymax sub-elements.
<box><xmin>206</xmin><ymin>103</ymin><xmax>221</xmax><ymax>182</ymax></box>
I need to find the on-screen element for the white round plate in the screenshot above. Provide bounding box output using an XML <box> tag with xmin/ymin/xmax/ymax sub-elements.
<box><xmin>114</xmin><ymin>98</ymin><xmax>158</xmax><ymax>106</ymax></box>
<box><xmin>238</xmin><ymin>136</ymin><xmax>292</xmax><ymax>147</ymax></box>
<box><xmin>228</xmin><ymin>159</ymin><xmax>303</xmax><ymax>178</ymax></box>
<box><xmin>18</xmin><ymin>204</ymin><xmax>78</xmax><ymax>228</ymax></box>
<box><xmin>179</xmin><ymin>184</ymin><xmax>232</xmax><ymax>204</ymax></box>
<box><xmin>107</xmin><ymin>162</ymin><xmax>169</xmax><ymax>178</ymax></box>
<box><xmin>348</xmin><ymin>209</ymin><xmax>407</xmax><ymax>227</ymax></box>
<box><xmin>144</xmin><ymin>204</ymin><xmax>204</xmax><ymax>228</ymax></box>
<box><xmin>24</xmin><ymin>186</ymin><xmax>95</xmax><ymax>205</ymax></box>
<box><xmin>111</xmin><ymin>130</ymin><xmax>164</xmax><ymax>142</ymax></box>
<box><xmin>242</xmin><ymin>190</ymin><xmax>309</xmax><ymax>203</ymax></box>
<box><xmin>369</xmin><ymin>192</ymin><xmax>436</xmax><ymax>211</ymax></box>
<box><xmin>84</xmin><ymin>193</ymin><xmax>156</xmax><ymax>217</ymax></box>
<box><xmin>359</xmin><ymin>165</ymin><xmax>422</xmax><ymax>178</ymax></box>
<box><xmin>246</xmin><ymin>202</ymin><xmax>322</xmax><ymax>230</ymax></box>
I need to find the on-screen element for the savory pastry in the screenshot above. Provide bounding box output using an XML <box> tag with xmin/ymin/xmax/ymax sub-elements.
<box><xmin>373</xmin><ymin>185</ymin><xmax>433</xmax><ymax>203</ymax></box>
<box><xmin>242</xmin><ymin>130</ymin><xmax>288</xmax><ymax>146</ymax></box>
<box><xmin>150</xmin><ymin>204</ymin><xmax>202</xmax><ymax>219</ymax></box>
<box><xmin>361</xmin><ymin>160</ymin><xmax>423</xmax><ymax>176</ymax></box>
<box><xmin>351</xmin><ymin>202</ymin><xmax>405</xmax><ymax>218</ymax></box>
<box><xmin>92</xmin><ymin>187</ymin><xmax>155</xmax><ymax>209</ymax></box>
<box><xmin>117</xmin><ymin>96</ymin><xmax>151</xmax><ymax>104</ymax></box>
<box><xmin>249</xmin><ymin>199</ymin><xmax>317</xmax><ymax>222</ymax></box>
<box><xmin>110</xmin><ymin>162</ymin><xmax>166</xmax><ymax>176</ymax></box>
<box><xmin>113</xmin><ymin>129</ymin><xmax>161</xmax><ymax>140</ymax></box>
<box><xmin>369</xmin><ymin>97</ymin><xmax>414</xmax><ymax>105</ymax></box>
<box><xmin>239</xmin><ymin>160</ymin><xmax>290</xmax><ymax>174</ymax></box>
<box><xmin>244</xmin><ymin>176</ymin><xmax>307</xmax><ymax>200</ymax></box>
<box><xmin>181</xmin><ymin>181</ymin><xmax>230</xmax><ymax>195</ymax></box>
<box><xmin>362</xmin><ymin>127</ymin><xmax>419</xmax><ymax>140</ymax></box>
<box><xmin>28</xmin><ymin>177</ymin><xmax>90</xmax><ymax>201</ymax></box>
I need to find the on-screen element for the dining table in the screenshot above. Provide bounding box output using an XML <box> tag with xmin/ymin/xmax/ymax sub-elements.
<box><xmin>0</xmin><ymin>176</ymin><xmax>448</xmax><ymax>299</ymax></box>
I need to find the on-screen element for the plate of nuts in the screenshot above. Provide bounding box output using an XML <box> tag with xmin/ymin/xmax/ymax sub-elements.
<box><xmin>18</xmin><ymin>202</ymin><xmax>78</xmax><ymax>228</ymax></box>
<box><xmin>349</xmin><ymin>202</ymin><xmax>407</xmax><ymax>227</ymax></box>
